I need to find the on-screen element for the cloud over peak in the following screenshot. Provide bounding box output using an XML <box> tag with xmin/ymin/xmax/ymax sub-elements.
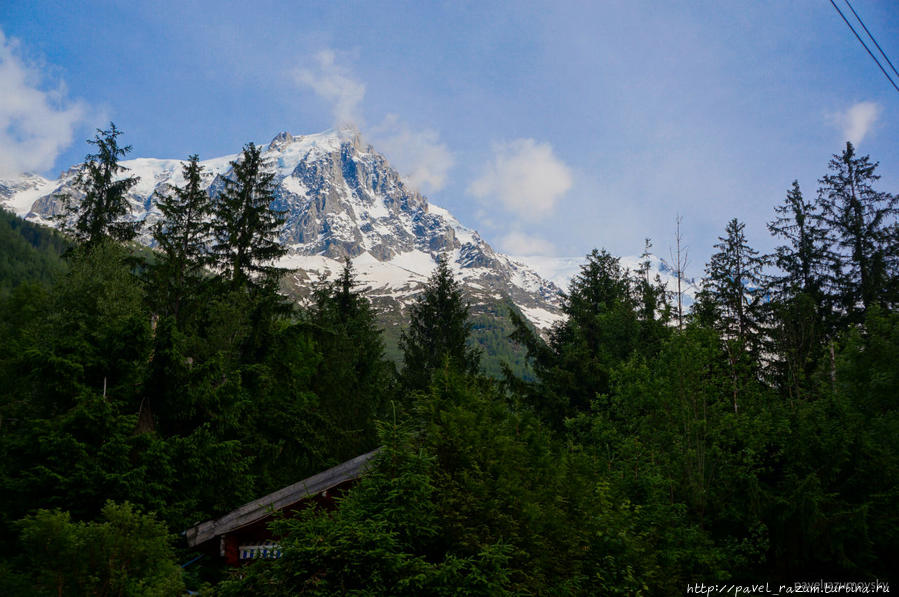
<box><xmin>293</xmin><ymin>50</ymin><xmax>366</xmax><ymax>127</ymax></box>
<box><xmin>469</xmin><ymin>138</ymin><xmax>572</xmax><ymax>220</ymax></box>
<box><xmin>498</xmin><ymin>230</ymin><xmax>558</xmax><ymax>257</ymax></box>
<box><xmin>369</xmin><ymin>115</ymin><xmax>454</xmax><ymax>193</ymax></box>
<box><xmin>0</xmin><ymin>29</ymin><xmax>88</xmax><ymax>178</ymax></box>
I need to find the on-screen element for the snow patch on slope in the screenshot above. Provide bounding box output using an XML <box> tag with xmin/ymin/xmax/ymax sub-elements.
<box><xmin>388</xmin><ymin>250</ymin><xmax>437</xmax><ymax>275</ymax></box>
<box><xmin>519</xmin><ymin>305</ymin><xmax>566</xmax><ymax>329</ymax></box>
<box><xmin>1</xmin><ymin>175</ymin><xmax>59</xmax><ymax>216</ymax></box>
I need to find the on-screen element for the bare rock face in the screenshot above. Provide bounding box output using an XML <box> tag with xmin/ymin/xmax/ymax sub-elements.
<box><xmin>1</xmin><ymin>128</ymin><xmax>565</xmax><ymax>331</ymax></box>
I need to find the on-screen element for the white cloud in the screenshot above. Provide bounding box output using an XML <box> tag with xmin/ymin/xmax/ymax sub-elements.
<box><xmin>293</xmin><ymin>50</ymin><xmax>365</xmax><ymax>127</ymax></box>
<box><xmin>498</xmin><ymin>230</ymin><xmax>558</xmax><ymax>256</ymax></box>
<box><xmin>834</xmin><ymin>101</ymin><xmax>881</xmax><ymax>146</ymax></box>
<box><xmin>0</xmin><ymin>29</ymin><xmax>87</xmax><ymax>178</ymax></box>
<box><xmin>469</xmin><ymin>138</ymin><xmax>572</xmax><ymax>220</ymax></box>
<box><xmin>292</xmin><ymin>54</ymin><xmax>454</xmax><ymax>194</ymax></box>
<box><xmin>369</xmin><ymin>115</ymin><xmax>454</xmax><ymax>193</ymax></box>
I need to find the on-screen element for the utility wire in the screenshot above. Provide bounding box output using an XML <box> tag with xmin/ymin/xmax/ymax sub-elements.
<box><xmin>843</xmin><ymin>0</ymin><xmax>899</xmax><ymax>80</ymax></box>
<box><xmin>828</xmin><ymin>0</ymin><xmax>899</xmax><ymax>93</ymax></box>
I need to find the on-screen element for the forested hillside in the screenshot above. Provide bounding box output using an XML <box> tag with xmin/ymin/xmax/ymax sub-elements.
<box><xmin>0</xmin><ymin>208</ymin><xmax>69</xmax><ymax>294</ymax></box>
<box><xmin>0</xmin><ymin>127</ymin><xmax>896</xmax><ymax>595</ymax></box>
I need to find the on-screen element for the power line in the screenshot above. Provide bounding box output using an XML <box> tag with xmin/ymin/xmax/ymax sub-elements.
<box><xmin>843</xmin><ymin>0</ymin><xmax>899</xmax><ymax>80</ymax></box>
<box><xmin>828</xmin><ymin>0</ymin><xmax>899</xmax><ymax>93</ymax></box>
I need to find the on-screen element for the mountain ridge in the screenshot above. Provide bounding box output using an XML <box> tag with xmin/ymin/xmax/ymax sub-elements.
<box><xmin>0</xmin><ymin>127</ymin><xmax>566</xmax><ymax>332</ymax></box>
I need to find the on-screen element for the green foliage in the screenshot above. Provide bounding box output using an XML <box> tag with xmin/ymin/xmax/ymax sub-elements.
<box><xmin>704</xmin><ymin>219</ymin><xmax>768</xmax><ymax>359</ymax></box>
<box><xmin>510</xmin><ymin>249</ymin><xmax>669</xmax><ymax>427</ymax></box>
<box><xmin>415</xmin><ymin>370</ymin><xmax>654</xmax><ymax>595</ymax></box>
<box><xmin>767</xmin><ymin>180</ymin><xmax>829</xmax><ymax>302</ymax></box>
<box><xmin>226</xmin><ymin>371</ymin><xmax>663</xmax><ymax>595</ymax></box>
<box><xmin>0</xmin><ymin>215</ymin><xmax>343</xmax><ymax>582</ymax></box>
<box><xmin>14</xmin><ymin>502</ymin><xmax>184</xmax><ymax>597</ymax></box>
<box><xmin>219</xmin><ymin>412</ymin><xmax>516</xmax><ymax>596</ymax></box>
<box><xmin>763</xmin><ymin>311</ymin><xmax>899</xmax><ymax>578</ymax></box>
<box><xmin>1</xmin><ymin>135</ymin><xmax>897</xmax><ymax>594</ymax></box>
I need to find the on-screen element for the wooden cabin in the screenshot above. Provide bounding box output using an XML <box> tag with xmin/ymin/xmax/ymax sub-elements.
<box><xmin>183</xmin><ymin>450</ymin><xmax>379</xmax><ymax>566</ymax></box>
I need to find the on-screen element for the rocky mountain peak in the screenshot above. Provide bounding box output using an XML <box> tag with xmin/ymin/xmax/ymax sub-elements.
<box><xmin>267</xmin><ymin>131</ymin><xmax>295</xmax><ymax>150</ymax></box>
<box><xmin>0</xmin><ymin>129</ymin><xmax>566</xmax><ymax>331</ymax></box>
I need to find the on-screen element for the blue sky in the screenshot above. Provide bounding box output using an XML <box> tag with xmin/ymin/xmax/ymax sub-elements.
<box><xmin>2</xmin><ymin>0</ymin><xmax>897</xmax><ymax>271</ymax></box>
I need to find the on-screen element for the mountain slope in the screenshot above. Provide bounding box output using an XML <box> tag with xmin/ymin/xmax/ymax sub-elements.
<box><xmin>3</xmin><ymin>131</ymin><xmax>561</xmax><ymax>307</ymax></box>
<box><xmin>0</xmin><ymin>208</ymin><xmax>69</xmax><ymax>294</ymax></box>
<box><xmin>0</xmin><ymin>128</ymin><xmax>565</xmax><ymax>377</ymax></box>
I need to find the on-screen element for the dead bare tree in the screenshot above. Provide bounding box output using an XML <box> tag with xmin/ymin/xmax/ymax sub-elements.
<box><xmin>670</xmin><ymin>215</ymin><xmax>689</xmax><ymax>330</ymax></box>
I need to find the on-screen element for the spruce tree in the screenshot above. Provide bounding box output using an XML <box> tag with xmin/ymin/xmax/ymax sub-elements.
<box><xmin>767</xmin><ymin>181</ymin><xmax>830</xmax><ymax>398</ymax></box>
<box><xmin>508</xmin><ymin>249</ymin><xmax>643</xmax><ymax>426</ymax></box>
<box><xmin>400</xmin><ymin>255</ymin><xmax>480</xmax><ymax>392</ymax></box>
<box><xmin>61</xmin><ymin>123</ymin><xmax>139</xmax><ymax>247</ymax></box>
<box><xmin>150</xmin><ymin>155</ymin><xmax>212</xmax><ymax>321</ymax></box>
<box><xmin>309</xmin><ymin>259</ymin><xmax>392</xmax><ymax>458</ymax></box>
<box><xmin>704</xmin><ymin>219</ymin><xmax>768</xmax><ymax>411</ymax></box>
<box><xmin>768</xmin><ymin>181</ymin><xmax>829</xmax><ymax>301</ymax></box>
<box><xmin>634</xmin><ymin>239</ymin><xmax>670</xmax><ymax>322</ymax></box>
<box><xmin>210</xmin><ymin>143</ymin><xmax>287</xmax><ymax>291</ymax></box>
<box><xmin>551</xmin><ymin>249</ymin><xmax>639</xmax><ymax>409</ymax></box>
<box><xmin>705</xmin><ymin>218</ymin><xmax>768</xmax><ymax>350</ymax></box>
<box><xmin>816</xmin><ymin>142</ymin><xmax>898</xmax><ymax>319</ymax></box>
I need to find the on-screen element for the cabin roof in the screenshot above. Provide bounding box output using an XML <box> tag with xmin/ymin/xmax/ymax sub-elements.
<box><xmin>184</xmin><ymin>449</ymin><xmax>379</xmax><ymax>547</ymax></box>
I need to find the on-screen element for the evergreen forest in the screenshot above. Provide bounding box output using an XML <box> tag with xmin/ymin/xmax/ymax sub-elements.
<box><xmin>0</xmin><ymin>125</ymin><xmax>897</xmax><ymax>595</ymax></box>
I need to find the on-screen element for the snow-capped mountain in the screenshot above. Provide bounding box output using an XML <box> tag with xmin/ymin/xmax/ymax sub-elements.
<box><xmin>0</xmin><ymin>127</ymin><xmax>564</xmax><ymax>331</ymax></box>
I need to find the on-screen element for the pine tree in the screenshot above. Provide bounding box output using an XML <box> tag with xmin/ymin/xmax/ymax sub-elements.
<box><xmin>150</xmin><ymin>155</ymin><xmax>212</xmax><ymax>321</ymax></box>
<box><xmin>210</xmin><ymin>143</ymin><xmax>287</xmax><ymax>291</ymax></box>
<box><xmin>400</xmin><ymin>255</ymin><xmax>480</xmax><ymax>392</ymax></box>
<box><xmin>61</xmin><ymin>123</ymin><xmax>139</xmax><ymax>247</ymax></box>
<box><xmin>634</xmin><ymin>239</ymin><xmax>670</xmax><ymax>324</ymax></box>
<box><xmin>816</xmin><ymin>142</ymin><xmax>898</xmax><ymax>319</ymax></box>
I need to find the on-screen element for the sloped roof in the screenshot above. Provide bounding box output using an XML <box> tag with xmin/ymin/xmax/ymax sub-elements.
<box><xmin>184</xmin><ymin>449</ymin><xmax>379</xmax><ymax>547</ymax></box>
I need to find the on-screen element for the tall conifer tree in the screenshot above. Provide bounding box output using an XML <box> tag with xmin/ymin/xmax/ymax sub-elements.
<box><xmin>508</xmin><ymin>249</ymin><xmax>643</xmax><ymax>426</ymax></box>
<box><xmin>768</xmin><ymin>181</ymin><xmax>829</xmax><ymax>301</ymax></box>
<box><xmin>704</xmin><ymin>219</ymin><xmax>768</xmax><ymax>411</ymax></box>
<box><xmin>309</xmin><ymin>259</ymin><xmax>392</xmax><ymax>457</ymax></box>
<box><xmin>816</xmin><ymin>142</ymin><xmax>898</xmax><ymax>318</ymax></box>
<box><xmin>210</xmin><ymin>143</ymin><xmax>286</xmax><ymax>291</ymax></box>
<box><xmin>767</xmin><ymin>181</ymin><xmax>830</xmax><ymax>398</ymax></box>
<box><xmin>151</xmin><ymin>155</ymin><xmax>212</xmax><ymax>321</ymax></box>
<box><xmin>705</xmin><ymin>219</ymin><xmax>768</xmax><ymax>350</ymax></box>
<box><xmin>400</xmin><ymin>255</ymin><xmax>480</xmax><ymax>392</ymax></box>
<box><xmin>61</xmin><ymin>123</ymin><xmax>139</xmax><ymax>247</ymax></box>
<box><xmin>551</xmin><ymin>249</ymin><xmax>639</xmax><ymax>407</ymax></box>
